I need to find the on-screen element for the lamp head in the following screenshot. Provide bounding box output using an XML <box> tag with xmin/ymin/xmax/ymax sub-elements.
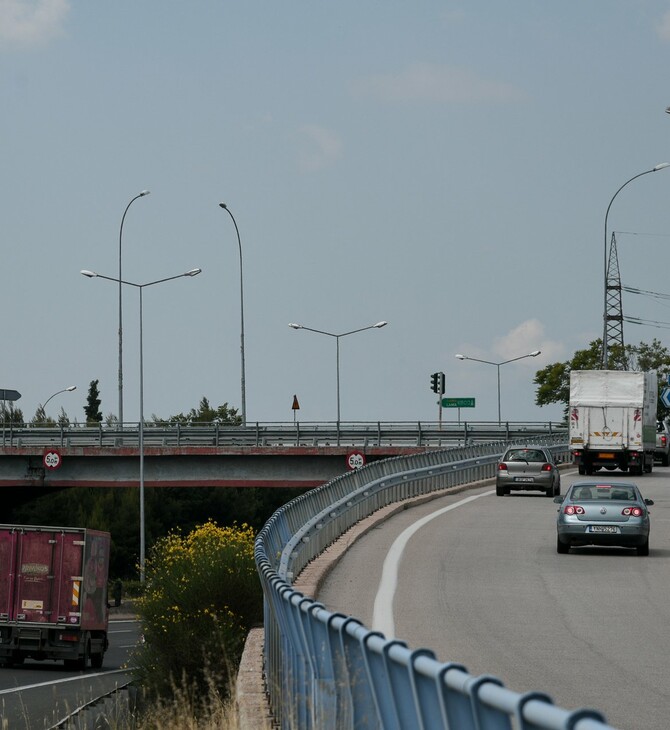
<box><xmin>140</xmin><ymin>190</ymin><xmax>150</xmax><ymax>197</ymax></box>
<box><xmin>80</xmin><ymin>270</ymin><xmax>97</xmax><ymax>278</ymax></box>
<box><xmin>373</xmin><ymin>321</ymin><xmax>388</xmax><ymax>328</ymax></box>
<box><xmin>288</xmin><ymin>323</ymin><xmax>302</xmax><ymax>329</ymax></box>
<box><xmin>455</xmin><ymin>354</ymin><xmax>466</xmax><ymax>360</ymax></box>
<box><xmin>529</xmin><ymin>350</ymin><xmax>541</xmax><ymax>357</ymax></box>
<box><xmin>219</xmin><ymin>202</ymin><xmax>227</xmax><ymax>209</ymax></box>
<box><xmin>65</xmin><ymin>386</ymin><xmax>77</xmax><ymax>392</ymax></box>
<box><xmin>185</xmin><ymin>268</ymin><xmax>202</xmax><ymax>277</ymax></box>
<box><xmin>653</xmin><ymin>163</ymin><xmax>670</xmax><ymax>171</ymax></box>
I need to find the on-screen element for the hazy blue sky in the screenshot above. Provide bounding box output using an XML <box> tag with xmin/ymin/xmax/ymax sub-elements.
<box><xmin>3</xmin><ymin>1</ymin><xmax>670</xmax><ymax>425</ymax></box>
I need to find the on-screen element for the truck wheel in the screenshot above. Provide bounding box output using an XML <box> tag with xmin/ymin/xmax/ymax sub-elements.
<box><xmin>578</xmin><ymin>465</ymin><xmax>585</xmax><ymax>475</ymax></box>
<box><xmin>77</xmin><ymin>641</ymin><xmax>90</xmax><ymax>671</ymax></box>
<box><xmin>91</xmin><ymin>652</ymin><xmax>104</xmax><ymax>669</ymax></box>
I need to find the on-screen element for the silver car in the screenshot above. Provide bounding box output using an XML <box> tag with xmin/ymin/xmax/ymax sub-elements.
<box><xmin>554</xmin><ymin>481</ymin><xmax>653</xmax><ymax>556</ymax></box>
<box><xmin>495</xmin><ymin>445</ymin><xmax>561</xmax><ymax>497</ymax></box>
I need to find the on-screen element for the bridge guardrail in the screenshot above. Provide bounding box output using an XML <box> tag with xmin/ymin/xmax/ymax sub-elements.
<box><xmin>0</xmin><ymin>421</ymin><xmax>567</xmax><ymax>449</ymax></box>
<box><xmin>254</xmin><ymin>437</ymin><xmax>617</xmax><ymax>730</ymax></box>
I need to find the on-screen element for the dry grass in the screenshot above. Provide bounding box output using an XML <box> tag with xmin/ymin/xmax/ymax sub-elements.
<box><xmin>131</xmin><ymin>672</ymin><xmax>240</xmax><ymax>730</ymax></box>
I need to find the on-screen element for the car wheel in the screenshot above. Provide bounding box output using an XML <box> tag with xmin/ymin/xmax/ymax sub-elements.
<box><xmin>496</xmin><ymin>484</ymin><xmax>505</xmax><ymax>496</ymax></box>
<box><xmin>557</xmin><ymin>537</ymin><xmax>570</xmax><ymax>554</ymax></box>
<box><xmin>663</xmin><ymin>454</ymin><xmax>669</xmax><ymax>467</ymax></box>
<box><xmin>545</xmin><ymin>486</ymin><xmax>554</xmax><ymax>498</ymax></box>
<box><xmin>637</xmin><ymin>539</ymin><xmax>650</xmax><ymax>556</ymax></box>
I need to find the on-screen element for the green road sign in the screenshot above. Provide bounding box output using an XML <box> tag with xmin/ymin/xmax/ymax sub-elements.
<box><xmin>441</xmin><ymin>397</ymin><xmax>475</xmax><ymax>408</ymax></box>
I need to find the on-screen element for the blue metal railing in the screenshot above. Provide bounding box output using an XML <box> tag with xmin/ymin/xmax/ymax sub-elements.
<box><xmin>255</xmin><ymin>437</ymin><xmax>618</xmax><ymax>730</ymax></box>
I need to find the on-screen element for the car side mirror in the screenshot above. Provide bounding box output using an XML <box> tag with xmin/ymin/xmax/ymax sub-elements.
<box><xmin>645</xmin><ymin>499</ymin><xmax>654</xmax><ymax>506</ymax></box>
<box><xmin>553</xmin><ymin>495</ymin><xmax>564</xmax><ymax>504</ymax></box>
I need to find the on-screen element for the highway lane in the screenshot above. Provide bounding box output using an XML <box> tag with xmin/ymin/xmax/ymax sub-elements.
<box><xmin>316</xmin><ymin>467</ymin><xmax>670</xmax><ymax>730</ymax></box>
<box><xmin>0</xmin><ymin>618</ymin><xmax>141</xmax><ymax>728</ymax></box>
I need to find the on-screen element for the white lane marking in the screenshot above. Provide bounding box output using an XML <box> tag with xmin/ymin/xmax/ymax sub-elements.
<box><xmin>372</xmin><ymin>490</ymin><xmax>494</xmax><ymax>638</ymax></box>
<box><xmin>0</xmin><ymin>668</ymin><xmax>129</xmax><ymax>695</ymax></box>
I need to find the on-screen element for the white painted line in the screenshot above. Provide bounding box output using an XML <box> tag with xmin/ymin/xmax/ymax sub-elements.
<box><xmin>0</xmin><ymin>668</ymin><xmax>129</xmax><ymax>695</ymax></box>
<box><xmin>372</xmin><ymin>490</ymin><xmax>494</xmax><ymax>638</ymax></box>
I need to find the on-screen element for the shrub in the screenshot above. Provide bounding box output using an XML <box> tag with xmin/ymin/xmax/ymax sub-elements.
<box><xmin>133</xmin><ymin>521</ymin><xmax>262</xmax><ymax>700</ymax></box>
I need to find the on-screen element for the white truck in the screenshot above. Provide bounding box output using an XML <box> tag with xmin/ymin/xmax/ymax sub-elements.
<box><xmin>569</xmin><ymin>370</ymin><xmax>657</xmax><ymax>476</ymax></box>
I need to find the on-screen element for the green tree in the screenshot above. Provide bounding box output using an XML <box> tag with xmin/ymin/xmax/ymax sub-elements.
<box><xmin>1</xmin><ymin>403</ymin><xmax>24</xmax><ymax>425</ymax></box>
<box><xmin>57</xmin><ymin>406</ymin><xmax>71</xmax><ymax>427</ymax></box>
<box><xmin>534</xmin><ymin>338</ymin><xmax>670</xmax><ymax>420</ymax></box>
<box><xmin>84</xmin><ymin>380</ymin><xmax>103</xmax><ymax>425</ymax></box>
<box><xmin>152</xmin><ymin>396</ymin><xmax>241</xmax><ymax>425</ymax></box>
<box><xmin>31</xmin><ymin>405</ymin><xmax>56</xmax><ymax>426</ymax></box>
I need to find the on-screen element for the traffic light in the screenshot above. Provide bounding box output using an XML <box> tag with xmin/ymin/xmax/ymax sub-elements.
<box><xmin>431</xmin><ymin>372</ymin><xmax>445</xmax><ymax>395</ymax></box>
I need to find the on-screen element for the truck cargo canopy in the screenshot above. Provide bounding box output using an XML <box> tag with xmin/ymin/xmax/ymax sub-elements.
<box><xmin>570</xmin><ymin>370</ymin><xmax>650</xmax><ymax>407</ymax></box>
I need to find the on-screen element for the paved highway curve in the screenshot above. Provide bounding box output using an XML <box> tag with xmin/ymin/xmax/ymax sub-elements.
<box><xmin>0</xmin><ymin>619</ymin><xmax>141</xmax><ymax>728</ymax></box>
<box><xmin>317</xmin><ymin>468</ymin><xmax>670</xmax><ymax>730</ymax></box>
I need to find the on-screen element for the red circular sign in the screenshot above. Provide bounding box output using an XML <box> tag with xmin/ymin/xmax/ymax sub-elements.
<box><xmin>346</xmin><ymin>450</ymin><xmax>366</xmax><ymax>470</ymax></box>
<box><xmin>43</xmin><ymin>449</ymin><xmax>62</xmax><ymax>470</ymax></box>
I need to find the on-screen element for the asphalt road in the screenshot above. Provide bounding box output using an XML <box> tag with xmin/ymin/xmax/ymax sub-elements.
<box><xmin>316</xmin><ymin>466</ymin><xmax>670</xmax><ymax>730</ymax></box>
<box><xmin>0</xmin><ymin>618</ymin><xmax>141</xmax><ymax>729</ymax></box>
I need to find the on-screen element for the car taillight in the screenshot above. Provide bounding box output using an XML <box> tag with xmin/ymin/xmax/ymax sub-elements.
<box><xmin>498</xmin><ymin>463</ymin><xmax>507</xmax><ymax>471</ymax></box>
<box><xmin>622</xmin><ymin>507</ymin><xmax>644</xmax><ymax>517</ymax></box>
<box><xmin>541</xmin><ymin>463</ymin><xmax>552</xmax><ymax>472</ymax></box>
<box><xmin>564</xmin><ymin>505</ymin><xmax>585</xmax><ymax>515</ymax></box>
<box><xmin>662</xmin><ymin>436</ymin><xmax>667</xmax><ymax>447</ymax></box>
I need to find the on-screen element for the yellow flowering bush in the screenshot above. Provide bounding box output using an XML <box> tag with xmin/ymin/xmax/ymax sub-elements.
<box><xmin>134</xmin><ymin>521</ymin><xmax>262</xmax><ymax>699</ymax></box>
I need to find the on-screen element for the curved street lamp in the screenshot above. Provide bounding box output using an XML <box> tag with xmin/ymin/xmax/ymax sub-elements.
<box><xmin>219</xmin><ymin>203</ymin><xmax>246</xmax><ymax>425</ymax></box>
<box><xmin>602</xmin><ymin>164</ymin><xmax>669</xmax><ymax>367</ymax></box>
<box><xmin>118</xmin><ymin>190</ymin><xmax>150</xmax><ymax>427</ymax></box>
<box><xmin>40</xmin><ymin>385</ymin><xmax>77</xmax><ymax>418</ymax></box>
<box><xmin>82</xmin><ymin>266</ymin><xmax>202</xmax><ymax>582</ymax></box>
<box><xmin>289</xmin><ymin>321</ymin><xmax>388</xmax><ymax>422</ymax></box>
<box><xmin>455</xmin><ymin>350</ymin><xmax>541</xmax><ymax>425</ymax></box>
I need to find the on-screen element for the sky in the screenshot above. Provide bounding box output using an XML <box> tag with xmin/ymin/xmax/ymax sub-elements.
<box><xmin>3</xmin><ymin>1</ymin><xmax>670</xmax><ymax>426</ymax></box>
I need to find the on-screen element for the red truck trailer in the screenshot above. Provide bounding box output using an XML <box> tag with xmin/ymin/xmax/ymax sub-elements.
<box><xmin>0</xmin><ymin>524</ymin><xmax>110</xmax><ymax>669</ymax></box>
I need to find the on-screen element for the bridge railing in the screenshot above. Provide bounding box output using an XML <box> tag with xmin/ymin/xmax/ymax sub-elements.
<box><xmin>0</xmin><ymin>421</ymin><xmax>567</xmax><ymax>449</ymax></box>
<box><xmin>254</xmin><ymin>437</ymin><xmax>617</xmax><ymax>730</ymax></box>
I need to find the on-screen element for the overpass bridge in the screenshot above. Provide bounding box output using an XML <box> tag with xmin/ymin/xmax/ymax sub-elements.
<box><xmin>0</xmin><ymin>421</ymin><xmax>565</xmax><ymax>489</ymax></box>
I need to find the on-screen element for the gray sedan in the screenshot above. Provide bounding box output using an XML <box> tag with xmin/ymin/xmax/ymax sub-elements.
<box><xmin>554</xmin><ymin>481</ymin><xmax>653</xmax><ymax>556</ymax></box>
<box><xmin>495</xmin><ymin>445</ymin><xmax>561</xmax><ymax>497</ymax></box>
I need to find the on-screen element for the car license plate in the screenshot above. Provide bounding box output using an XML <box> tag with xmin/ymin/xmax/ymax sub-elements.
<box><xmin>588</xmin><ymin>525</ymin><xmax>620</xmax><ymax>534</ymax></box>
<box><xmin>514</xmin><ymin>477</ymin><xmax>534</xmax><ymax>482</ymax></box>
<box><xmin>597</xmin><ymin>453</ymin><xmax>615</xmax><ymax>459</ymax></box>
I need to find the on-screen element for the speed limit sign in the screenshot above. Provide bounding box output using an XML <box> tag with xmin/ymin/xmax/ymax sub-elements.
<box><xmin>43</xmin><ymin>449</ymin><xmax>62</xmax><ymax>470</ymax></box>
<box><xmin>346</xmin><ymin>450</ymin><xmax>366</xmax><ymax>470</ymax></box>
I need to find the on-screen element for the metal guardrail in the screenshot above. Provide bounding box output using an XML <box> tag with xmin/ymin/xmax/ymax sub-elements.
<box><xmin>255</xmin><ymin>437</ymin><xmax>618</xmax><ymax>730</ymax></box>
<box><xmin>0</xmin><ymin>421</ymin><xmax>567</xmax><ymax>449</ymax></box>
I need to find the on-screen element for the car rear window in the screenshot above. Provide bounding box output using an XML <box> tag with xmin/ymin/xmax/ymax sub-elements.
<box><xmin>505</xmin><ymin>449</ymin><xmax>546</xmax><ymax>462</ymax></box>
<box><xmin>572</xmin><ymin>485</ymin><xmax>635</xmax><ymax>501</ymax></box>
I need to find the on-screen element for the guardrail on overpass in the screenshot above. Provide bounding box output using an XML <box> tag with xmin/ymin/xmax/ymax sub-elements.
<box><xmin>0</xmin><ymin>421</ymin><xmax>566</xmax><ymax>448</ymax></box>
<box><xmin>255</xmin><ymin>437</ymin><xmax>618</xmax><ymax>730</ymax></box>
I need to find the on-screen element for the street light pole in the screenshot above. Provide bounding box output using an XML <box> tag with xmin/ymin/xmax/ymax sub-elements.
<box><xmin>455</xmin><ymin>350</ymin><xmax>541</xmax><ymax>425</ymax></box>
<box><xmin>602</xmin><ymin>164</ymin><xmax>669</xmax><ymax>368</ymax></box>
<box><xmin>82</xmin><ymin>267</ymin><xmax>202</xmax><ymax>582</ymax></box>
<box><xmin>118</xmin><ymin>190</ymin><xmax>150</xmax><ymax>427</ymax></box>
<box><xmin>219</xmin><ymin>203</ymin><xmax>246</xmax><ymax>425</ymax></box>
<box><xmin>288</xmin><ymin>321</ymin><xmax>388</xmax><ymax>422</ymax></box>
<box><xmin>40</xmin><ymin>385</ymin><xmax>76</xmax><ymax>418</ymax></box>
